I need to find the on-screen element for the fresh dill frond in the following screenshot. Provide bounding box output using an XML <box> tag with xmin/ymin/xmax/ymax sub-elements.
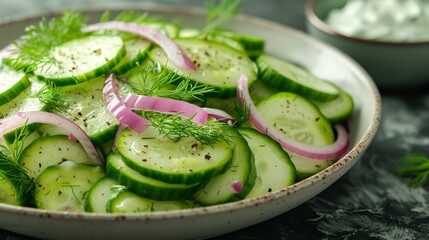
<box><xmin>130</xmin><ymin>62</ymin><xmax>215</xmax><ymax>102</ymax></box>
<box><xmin>395</xmin><ymin>153</ymin><xmax>429</xmax><ymax>188</ymax></box>
<box><xmin>11</xmin><ymin>11</ymin><xmax>88</xmax><ymax>72</ymax></box>
<box><xmin>34</xmin><ymin>81</ymin><xmax>68</xmax><ymax>112</ymax></box>
<box><xmin>144</xmin><ymin>112</ymin><xmax>230</xmax><ymax>146</ymax></box>
<box><xmin>0</xmin><ymin>130</ymin><xmax>34</xmax><ymax>204</ymax></box>
<box><xmin>113</xmin><ymin>11</ymin><xmax>150</xmax><ymax>24</ymax></box>
<box><xmin>232</xmin><ymin>98</ymin><xmax>250</xmax><ymax>126</ymax></box>
<box><xmin>203</xmin><ymin>0</ymin><xmax>243</xmax><ymax>32</ymax></box>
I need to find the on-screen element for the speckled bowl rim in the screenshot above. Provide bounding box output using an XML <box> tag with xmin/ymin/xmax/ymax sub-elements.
<box><xmin>0</xmin><ymin>3</ymin><xmax>381</xmax><ymax>223</ymax></box>
<box><xmin>305</xmin><ymin>0</ymin><xmax>429</xmax><ymax>46</ymax></box>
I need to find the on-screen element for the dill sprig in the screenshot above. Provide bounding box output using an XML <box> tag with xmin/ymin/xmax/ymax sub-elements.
<box><xmin>203</xmin><ymin>0</ymin><xmax>243</xmax><ymax>33</ymax></box>
<box><xmin>0</xmin><ymin>125</ymin><xmax>35</xmax><ymax>205</ymax></box>
<box><xmin>144</xmin><ymin>112</ymin><xmax>230</xmax><ymax>146</ymax></box>
<box><xmin>34</xmin><ymin>81</ymin><xmax>68</xmax><ymax>112</ymax></box>
<box><xmin>232</xmin><ymin>97</ymin><xmax>250</xmax><ymax>126</ymax></box>
<box><xmin>395</xmin><ymin>153</ymin><xmax>429</xmax><ymax>188</ymax></box>
<box><xmin>130</xmin><ymin>62</ymin><xmax>215</xmax><ymax>102</ymax></box>
<box><xmin>11</xmin><ymin>11</ymin><xmax>87</xmax><ymax>72</ymax></box>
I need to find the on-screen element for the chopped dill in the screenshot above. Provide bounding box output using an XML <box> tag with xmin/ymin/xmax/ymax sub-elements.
<box><xmin>0</xmin><ymin>124</ymin><xmax>35</xmax><ymax>205</ymax></box>
<box><xmin>144</xmin><ymin>112</ymin><xmax>230</xmax><ymax>146</ymax></box>
<box><xmin>34</xmin><ymin>81</ymin><xmax>68</xmax><ymax>112</ymax></box>
<box><xmin>129</xmin><ymin>62</ymin><xmax>215</xmax><ymax>102</ymax></box>
<box><xmin>11</xmin><ymin>11</ymin><xmax>88</xmax><ymax>72</ymax></box>
<box><xmin>232</xmin><ymin>97</ymin><xmax>250</xmax><ymax>126</ymax></box>
<box><xmin>203</xmin><ymin>0</ymin><xmax>243</xmax><ymax>33</ymax></box>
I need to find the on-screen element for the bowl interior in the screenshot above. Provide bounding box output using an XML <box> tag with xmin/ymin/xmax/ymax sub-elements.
<box><xmin>0</xmin><ymin>5</ymin><xmax>381</xmax><ymax>240</ymax></box>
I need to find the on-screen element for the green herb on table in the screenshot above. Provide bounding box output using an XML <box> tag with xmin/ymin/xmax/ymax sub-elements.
<box><xmin>395</xmin><ymin>153</ymin><xmax>429</xmax><ymax>188</ymax></box>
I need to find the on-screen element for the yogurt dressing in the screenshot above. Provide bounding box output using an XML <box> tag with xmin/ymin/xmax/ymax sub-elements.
<box><xmin>325</xmin><ymin>0</ymin><xmax>429</xmax><ymax>42</ymax></box>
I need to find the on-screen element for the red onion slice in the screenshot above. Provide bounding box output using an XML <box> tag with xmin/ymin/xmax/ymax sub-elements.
<box><xmin>0</xmin><ymin>111</ymin><xmax>103</xmax><ymax>165</ymax></box>
<box><xmin>237</xmin><ymin>74</ymin><xmax>349</xmax><ymax>160</ymax></box>
<box><xmin>104</xmin><ymin>74</ymin><xmax>150</xmax><ymax>133</ymax></box>
<box><xmin>82</xmin><ymin>21</ymin><xmax>195</xmax><ymax>71</ymax></box>
<box><xmin>122</xmin><ymin>94</ymin><xmax>208</xmax><ymax>126</ymax></box>
<box><xmin>202</xmin><ymin>107</ymin><xmax>235</xmax><ymax>123</ymax></box>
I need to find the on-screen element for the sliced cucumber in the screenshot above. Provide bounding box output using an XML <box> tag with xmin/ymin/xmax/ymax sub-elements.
<box><xmin>35</xmin><ymin>35</ymin><xmax>126</xmax><ymax>86</ymax></box>
<box><xmin>256</xmin><ymin>54</ymin><xmax>339</xmax><ymax>101</ymax></box>
<box><xmin>106</xmin><ymin>152</ymin><xmax>201</xmax><ymax>201</ymax></box>
<box><xmin>116</xmin><ymin>127</ymin><xmax>234</xmax><ymax>185</ymax></box>
<box><xmin>0</xmin><ymin>77</ymin><xmax>47</xmax><ymax>145</ymax></box>
<box><xmin>51</xmin><ymin>77</ymin><xmax>118</xmax><ymax>145</ymax></box>
<box><xmin>256</xmin><ymin>92</ymin><xmax>335</xmax><ymax>145</ymax></box>
<box><xmin>178</xmin><ymin>28</ymin><xmax>246</xmax><ymax>53</ymax></box>
<box><xmin>19</xmin><ymin>135</ymin><xmax>95</xmax><ymax>180</ymax></box>
<box><xmin>193</xmin><ymin>128</ymin><xmax>256</xmax><ymax>205</ymax></box>
<box><xmin>248</xmin><ymin>79</ymin><xmax>280</xmax><ymax>105</ymax></box>
<box><xmin>149</xmin><ymin>38</ymin><xmax>257</xmax><ymax>98</ymax></box>
<box><xmin>178</xmin><ymin>28</ymin><xmax>265</xmax><ymax>60</ymax></box>
<box><xmin>84</xmin><ymin>176</ymin><xmax>127</xmax><ymax>213</ymax></box>
<box><xmin>34</xmin><ymin>161</ymin><xmax>105</xmax><ymax>212</ymax></box>
<box><xmin>215</xmin><ymin>30</ymin><xmax>265</xmax><ymax>60</ymax></box>
<box><xmin>0</xmin><ymin>172</ymin><xmax>21</xmax><ymax>205</ymax></box>
<box><xmin>238</xmin><ymin>128</ymin><xmax>296</xmax><ymax>199</ymax></box>
<box><xmin>289</xmin><ymin>152</ymin><xmax>335</xmax><ymax>181</ymax></box>
<box><xmin>0</xmin><ymin>64</ymin><xmax>30</xmax><ymax>106</ymax></box>
<box><xmin>0</xmin><ymin>77</ymin><xmax>46</xmax><ymax>119</ymax></box>
<box><xmin>312</xmin><ymin>81</ymin><xmax>354</xmax><ymax>124</ymax></box>
<box><xmin>111</xmin><ymin>38</ymin><xmax>152</xmax><ymax>76</ymax></box>
<box><xmin>256</xmin><ymin>92</ymin><xmax>337</xmax><ymax>178</ymax></box>
<box><xmin>108</xmin><ymin>190</ymin><xmax>192</xmax><ymax>213</ymax></box>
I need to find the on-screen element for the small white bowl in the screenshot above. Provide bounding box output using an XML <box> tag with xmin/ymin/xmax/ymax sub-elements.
<box><xmin>305</xmin><ymin>0</ymin><xmax>429</xmax><ymax>90</ymax></box>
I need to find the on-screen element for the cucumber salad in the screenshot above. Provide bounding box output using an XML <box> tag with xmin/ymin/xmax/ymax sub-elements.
<box><xmin>0</xmin><ymin>4</ymin><xmax>354</xmax><ymax>213</ymax></box>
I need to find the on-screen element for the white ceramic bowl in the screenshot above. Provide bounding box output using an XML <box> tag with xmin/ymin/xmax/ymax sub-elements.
<box><xmin>305</xmin><ymin>0</ymin><xmax>429</xmax><ymax>90</ymax></box>
<box><xmin>0</xmin><ymin>4</ymin><xmax>381</xmax><ymax>240</ymax></box>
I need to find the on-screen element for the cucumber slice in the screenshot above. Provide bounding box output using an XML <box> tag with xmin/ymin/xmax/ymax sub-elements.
<box><xmin>34</xmin><ymin>161</ymin><xmax>105</xmax><ymax>212</ymax></box>
<box><xmin>0</xmin><ymin>64</ymin><xmax>30</xmax><ymax>106</ymax></box>
<box><xmin>117</xmin><ymin>127</ymin><xmax>234</xmax><ymax>185</ymax></box>
<box><xmin>149</xmin><ymin>38</ymin><xmax>257</xmax><ymax>98</ymax></box>
<box><xmin>289</xmin><ymin>152</ymin><xmax>335</xmax><ymax>181</ymax></box>
<box><xmin>106</xmin><ymin>152</ymin><xmax>202</xmax><ymax>201</ymax></box>
<box><xmin>0</xmin><ymin>77</ymin><xmax>46</xmax><ymax>119</ymax></box>
<box><xmin>256</xmin><ymin>92</ymin><xmax>337</xmax><ymax>178</ymax></box>
<box><xmin>19</xmin><ymin>135</ymin><xmax>95</xmax><ymax>180</ymax></box>
<box><xmin>0</xmin><ymin>77</ymin><xmax>47</xmax><ymax>145</ymax></box>
<box><xmin>238</xmin><ymin>128</ymin><xmax>296</xmax><ymax>198</ymax></box>
<box><xmin>215</xmin><ymin>30</ymin><xmax>265</xmax><ymax>60</ymax></box>
<box><xmin>108</xmin><ymin>190</ymin><xmax>192</xmax><ymax>213</ymax></box>
<box><xmin>0</xmin><ymin>172</ymin><xmax>23</xmax><ymax>206</ymax></box>
<box><xmin>256</xmin><ymin>92</ymin><xmax>335</xmax><ymax>145</ymax></box>
<box><xmin>248</xmin><ymin>80</ymin><xmax>280</xmax><ymax>105</ymax></box>
<box><xmin>193</xmin><ymin>128</ymin><xmax>256</xmax><ymax>205</ymax></box>
<box><xmin>35</xmin><ymin>35</ymin><xmax>126</xmax><ymax>86</ymax></box>
<box><xmin>51</xmin><ymin>77</ymin><xmax>118</xmax><ymax>145</ymax></box>
<box><xmin>111</xmin><ymin>38</ymin><xmax>152</xmax><ymax>76</ymax></box>
<box><xmin>178</xmin><ymin>28</ymin><xmax>265</xmax><ymax>60</ymax></box>
<box><xmin>256</xmin><ymin>54</ymin><xmax>339</xmax><ymax>101</ymax></box>
<box><xmin>178</xmin><ymin>28</ymin><xmax>246</xmax><ymax>53</ymax></box>
<box><xmin>312</xmin><ymin>81</ymin><xmax>354</xmax><ymax>124</ymax></box>
<box><xmin>84</xmin><ymin>176</ymin><xmax>127</xmax><ymax>213</ymax></box>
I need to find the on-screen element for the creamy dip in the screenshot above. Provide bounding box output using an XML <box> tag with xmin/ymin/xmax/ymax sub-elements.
<box><xmin>325</xmin><ymin>0</ymin><xmax>429</xmax><ymax>42</ymax></box>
